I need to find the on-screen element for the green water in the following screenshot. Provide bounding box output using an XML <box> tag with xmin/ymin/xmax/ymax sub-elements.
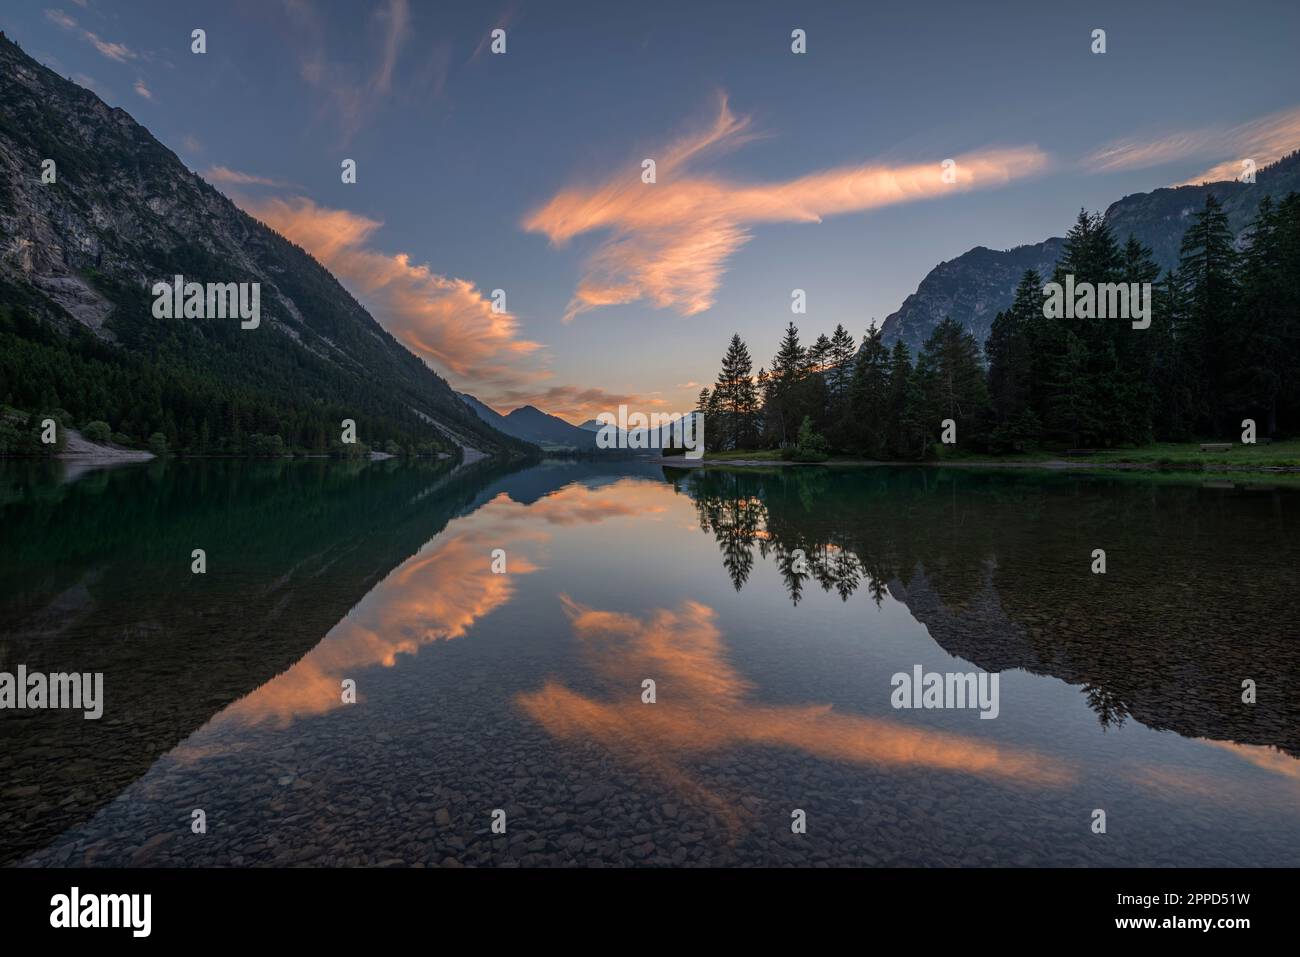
<box><xmin>2</xmin><ymin>458</ymin><xmax>1298</xmax><ymax>866</ymax></box>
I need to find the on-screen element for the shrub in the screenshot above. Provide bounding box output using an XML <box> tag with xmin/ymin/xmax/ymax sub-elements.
<box><xmin>788</xmin><ymin>416</ymin><xmax>830</xmax><ymax>462</ymax></box>
<box><xmin>82</xmin><ymin>420</ymin><xmax>112</xmax><ymax>444</ymax></box>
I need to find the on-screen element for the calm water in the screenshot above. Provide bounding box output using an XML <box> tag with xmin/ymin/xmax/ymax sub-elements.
<box><xmin>2</xmin><ymin>457</ymin><xmax>1299</xmax><ymax>867</ymax></box>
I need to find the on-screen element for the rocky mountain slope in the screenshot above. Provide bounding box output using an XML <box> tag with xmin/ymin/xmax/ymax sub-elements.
<box><xmin>879</xmin><ymin>150</ymin><xmax>1300</xmax><ymax>354</ymax></box>
<box><xmin>0</xmin><ymin>32</ymin><xmax>529</xmax><ymax>457</ymax></box>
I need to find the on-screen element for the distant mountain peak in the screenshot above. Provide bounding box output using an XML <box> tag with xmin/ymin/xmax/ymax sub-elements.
<box><xmin>460</xmin><ymin>394</ymin><xmax>595</xmax><ymax>449</ymax></box>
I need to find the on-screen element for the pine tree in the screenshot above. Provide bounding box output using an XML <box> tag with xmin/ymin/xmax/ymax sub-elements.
<box><xmin>695</xmin><ymin>387</ymin><xmax>711</xmax><ymax>414</ymax></box>
<box><xmin>1115</xmin><ymin>235</ymin><xmax>1161</xmax><ymax>443</ymax></box>
<box><xmin>808</xmin><ymin>333</ymin><xmax>832</xmax><ymax>373</ymax></box>
<box><xmin>714</xmin><ymin>334</ymin><xmax>759</xmax><ymax>449</ymax></box>
<box><xmin>828</xmin><ymin>324</ymin><xmax>857</xmax><ymax>403</ymax></box>
<box><xmin>1046</xmin><ymin>209</ymin><xmax>1126</xmax><ymax>446</ymax></box>
<box><xmin>986</xmin><ymin>270</ymin><xmax>1040</xmax><ymax>448</ymax></box>
<box><xmin>766</xmin><ymin>322</ymin><xmax>808</xmax><ymax>446</ymax></box>
<box><xmin>885</xmin><ymin>339</ymin><xmax>914</xmax><ymax>458</ymax></box>
<box><xmin>845</xmin><ymin>322</ymin><xmax>890</xmax><ymax>456</ymax></box>
<box><xmin>1176</xmin><ymin>193</ymin><xmax>1239</xmax><ymax>435</ymax></box>
<box><xmin>914</xmin><ymin>317</ymin><xmax>989</xmax><ymax>449</ymax></box>
<box><xmin>1228</xmin><ymin>195</ymin><xmax>1291</xmax><ymax>436</ymax></box>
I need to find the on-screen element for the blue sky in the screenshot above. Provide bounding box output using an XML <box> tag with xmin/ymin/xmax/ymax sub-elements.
<box><xmin>7</xmin><ymin>0</ymin><xmax>1300</xmax><ymax>421</ymax></box>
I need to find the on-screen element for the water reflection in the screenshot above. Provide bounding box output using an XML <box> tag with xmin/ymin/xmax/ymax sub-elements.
<box><xmin>0</xmin><ymin>457</ymin><xmax>517</xmax><ymax>865</ymax></box>
<box><xmin>518</xmin><ymin>595</ymin><xmax>1073</xmax><ymax>830</ymax></box>
<box><xmin>200</xmin><ymin>480</ymin><xmax>661</xmax><ymax>732</ymax></box>
<box><xmin>670</xmin><ymin>466</ymin><xmax>1300</xmax><ymax>758</ymax></box>
<box><xmin>5</xmin><ymin>460</ymin><xmax>1300</xmax><ymax>867</ymax></box>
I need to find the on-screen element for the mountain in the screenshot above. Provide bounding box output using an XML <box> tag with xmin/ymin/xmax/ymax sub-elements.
<box><xmin>457</xmin><ymin>391</ymin><xmax>515</xmax><ymax>434</ymax></box>
<box><xmin>458</xmin><ymin>394</ymin><xmax>596</xmax><ymax>449</ymax></box>
<box><xmin>503</xmin><ymin>406</ymin><xmax>598</xmax><ymax>449</ymax></box>
<box><xmin>878</xmin><ymin>150</ymin><xmax>1300</xmax><ymax>354</ymax></box>
<box><xmin>0</xmin><ymin>33</ymin><xmax>530</xmax><ymax>458</ymax></box>
<box><xmin>878</xmin><ymin>239</ymin><xmax>1065</xmax><ymax>355</ymax></box>
<box><xmin>464</xmin><ymin>400</ymin><xmax>695</xmax><ymax>452</ymax></box>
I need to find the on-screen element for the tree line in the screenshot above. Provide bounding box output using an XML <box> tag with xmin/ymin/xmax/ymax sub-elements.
<box><xmin>696</xmin><ymin>191</ymin><xmax>1300</xmax><ymax>458</ymax></box>
<box><xmin>0</xmin><ymin>277</ymin><xmax>456</xmax><ymax>459</ymax></box>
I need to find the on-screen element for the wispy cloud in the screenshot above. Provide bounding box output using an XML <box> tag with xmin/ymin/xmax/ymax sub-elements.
<box><xmin>45</xmin><ymin>7</ymin><xmax>138</xmax><ymax>63</ymax></box>
<box><xmin>524</xmin><ymin>95</ymin><xmax>1047</xmax><ymax>322</ymax></box>
<box><xmin>240</xmin><ymin>195</ymin><xmax>543</xmax><ymax>396</ymax></box>
<box><xmin>45</xmin><ymin>9</ymin><xmax>76</xmax><ymax>29</ymax></box>
<box><xmin>132</xmin><ymin>77</ymin><xmax>152</xmax><ymax>100</ymax></box>
<box><xmin>283</xmin><ymin>0</ymin><xmax>413</xmax><ymax>142</ymax></box>
<box><xmin>1083</xmin><ymin>105</ymin><xmax>1300</xmax><ymax>185</ymax></box>
<box><xmin>205</xmin><ymin>166</ymin><xmax>291</xmax><ymax>188</ymax></box>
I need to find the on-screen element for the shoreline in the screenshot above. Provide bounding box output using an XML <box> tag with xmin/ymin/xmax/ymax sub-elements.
<box><xmin>650</xmin><ymin>455</ymin><xmax>1300</xmax><ymax>475</ymax></box>
<box><xmin>57</xmin><ymin>429</ymin><xmax>156</xmax><ymax>465</ymax></box>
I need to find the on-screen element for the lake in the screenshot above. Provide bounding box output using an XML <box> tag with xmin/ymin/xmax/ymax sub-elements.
<box><xmin>2</xmin><ymin>457</ymin><xmax>1298</xmax><ymax>867</ymax></box>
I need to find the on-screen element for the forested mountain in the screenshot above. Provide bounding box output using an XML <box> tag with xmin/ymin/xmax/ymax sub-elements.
<box><xmin>0</xmin><ymin>33</ymin><xmax>530</xmax><ymax>458</ymax></box>
<box><xmin>881</xmin><ymin>151</ymin><xmax>1300</xmax><ymax>353</ymax></box>
<box><xmin>702</xmin><ymin>189</ymin><xmax>1300</xmax><ymax>454</ymax></box>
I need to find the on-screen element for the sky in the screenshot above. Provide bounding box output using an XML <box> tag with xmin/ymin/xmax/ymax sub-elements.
<box><xmin>7</xmin><ymin>0</ymin><xmax>1300</xmax><ymax>422</ymax></box>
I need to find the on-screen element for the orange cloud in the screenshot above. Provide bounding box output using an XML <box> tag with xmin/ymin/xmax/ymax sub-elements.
<box><xmin>211</xmin><ymin>519</ymin><xmax>540</xmax><ymax>730</ymax></box>
<box><xmin>178</xmin><ymin>482</ymin><xmax>653</xmax><ymax>736</ymax></box>
<box><xmin>523</xmin><ymin>94</ymin><xmax>1049</xmax><ymax>321</ymax></box>
<box><xmin>46</xmin><ymin>7</ymin><xmax>140</xmax><ymax>63</ymax></box>
<box><xmin>484</xmin><ymin>385</ymin><xmax>671</xmax><ymax>423</ymax></box>
<box><xmin>520</xmin><ymin>480</ymin><xmax>667</xmax><ymax>526</ymax></box>
<box><xmin>518</xmin><ymin>596</ymin><xmax>1073</xmax><ymax>830</ymax></box>
<box><xmin>244</xmin><ymin>196</ymin><xmax>543</xmax><ymax>391</ymax></box>
<box><xmin>1200</xmin><ymin>740</ymin><xmax>1300</xmax><ymax>782</ymax></box>
<box><xmin>234</xmin><ymin>190</ymin><xmax>650</xmax><ymax>418</ymax></box>
<box><xmin>1082</xmin><ymin>104</ymin><xmax>1300</xmax><ymax>185</ymax></box>
<box><xmin>1124</xmin><ymin>741</ymin><xmax>1300</xmax><ymax>812</ymax></box>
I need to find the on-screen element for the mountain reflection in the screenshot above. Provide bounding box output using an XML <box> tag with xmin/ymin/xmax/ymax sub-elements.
<box><xmin>0</xmin><ymin>457</ymin><xmax>509</xmax><ymax>865</ymax></box>
<box><xmin>197</xmin><ymin>479</ymin><xmax>666</xmax><ymax>732</ymax></box>
<box><xmin>669</xmin><ymin>466</ymin><xmax>1300</xmax><ymax>758</ymax></box>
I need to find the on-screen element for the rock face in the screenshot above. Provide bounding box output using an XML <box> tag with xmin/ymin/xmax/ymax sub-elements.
<box><xmin>877</xmin><ymin>150</ymin><xmax>1300</xmax><ymax>354</ymax></box>
<box><xmin>879</xmin><ymin>239</ymin><xmax>1064</xmax><ymax>356</ymax></box>
<box><xmin>0</xmin><ymin>33</ymin><xmax>525</xmax><ymax>455</ymax></box>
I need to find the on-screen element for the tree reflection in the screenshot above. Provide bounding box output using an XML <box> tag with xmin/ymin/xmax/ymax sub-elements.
<box><xmin>670</xmin><ymin>465</ymin><xmax>1300</xmax><ymax>753</ymax></box>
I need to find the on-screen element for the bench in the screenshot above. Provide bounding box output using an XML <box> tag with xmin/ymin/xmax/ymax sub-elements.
<box><xmin>1200</xmin><ymin>443</ymin><xmax>1232</xmax><ymax>452</ymax></box>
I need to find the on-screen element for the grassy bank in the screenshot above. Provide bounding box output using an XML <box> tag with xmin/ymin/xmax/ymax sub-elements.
<box><xmin>701</xmin><ymin>439</ymin><xmax>1300</xmax><ymax>471</ymax></box>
